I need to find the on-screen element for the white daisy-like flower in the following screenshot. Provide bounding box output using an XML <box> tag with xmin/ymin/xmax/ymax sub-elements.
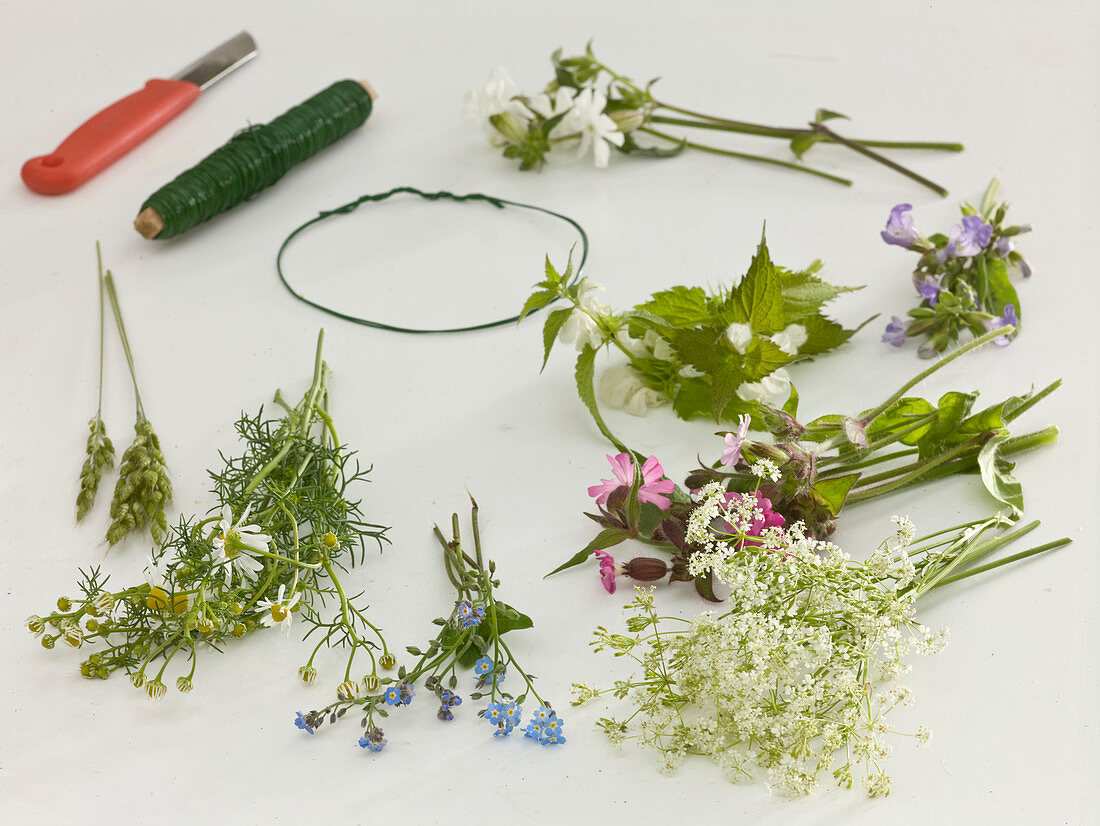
<box><xmin>736</xmin><ymin>368</ymin><xmax>792</xmax><ymax>407</ymax></box>
<box><xmin>463</xmin><ymin>67</ymin><xmax>531</xmax><ymax>126</ymax></box>
<box><xmin>561</xmin><ymin>88</ymin><xmax>625</xmax><ymax>168</ymax></box>
<box><xmin>526</xmin><ymin>87</ymin><xmax>575</xmax><ymax>126</ymax></box>
<box><xmin>769</xmin><ymin>323</ymin><xmax>808</xmax><ymax>356</ymax></box>
<box><xmin>725</xmin><ymin>322</ymin><xmax>754</xmax><ymax>354</ymax></box>
<box><xmin>212</xmin><ymin>504</ymin><xmax>269</xmax><ymax>585</ymax></box>
<box><xmin>143</xmin><ymin>551</ymin><xmax>176</xmax><ymax>589</ymax></box>
<box><xmin>254</xmin><ymin>585</ymin><xmax>301</xmax><ymax>635</ymax></box>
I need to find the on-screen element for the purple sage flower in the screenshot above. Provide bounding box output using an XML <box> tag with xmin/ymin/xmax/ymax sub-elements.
<box><xmin>984</xmin><ymin>304</ymin><xmax>1018</xmax><ymax>346</ymax></box>
<box><xmin>915</xmin><ymin>273</ymin><xmax>944</xmax><ymax>306</ymax></box>
<box><xmin>880</xmin><ymin>204</ymin><xmax>923</xmax><ymax>249</ymax></box>
<box><xmin>948</xmin><ymin>215</ymin><xmax>994</xmax><ymax>257</ymax></box>
<box><xmin>995</xmin><ymin>237</ymin><xmax>1015</xmax><ymax>257</ymax></box>
<box><xmin>882</xmin><ymin>316</ymin><xmax>909</xmax><ymax>347</ymax></box>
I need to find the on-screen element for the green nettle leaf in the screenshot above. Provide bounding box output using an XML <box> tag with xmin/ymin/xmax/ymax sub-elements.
<box><xmin>667</xmin><ymin>327</ymin><xmax>728</xmax><ymax>373</ymax></box>
<box><xmin>541</xmin><ymin>307</ymin><xmax>573</xmax><ymax>371</ymax></box>
<box><xmin>739</xmin><ymin>337</ymin><xmax>791</xmax><ymax>381</ymax></box>
<box><xmin>797</xmin><ymin>314</ymin><xmax>864</xmax><ymax>356</ymax></box>
<box><xmin>978</xmin><ymin>436</ymin><xmax>1024</xmax><ymax>515</ymax></box>
<box><xmin>637</xmin><ymin>285</ymin><xmax>710</xmax><ymax>326</ymax></box>
<box><xmin>736</xmin><ymin>235</ymin><xmax>785</xmax><ymax>334</ymax></box>
<box><xmin>520</xmin><ymin>289</ymin><xmax>557</xmax><ymax>321</ymax></box>
<box><xmin>546</xmin><ymin>527</ymin><xmax>631</xmax><ymax>577</ymax></box>
<box><xmin>575</xmin><ymin>346</ymin><xmax>629</xmax><ymax>452</ymax></box>
<box><xmin>672</xmin><ymin>377</ymin><xmax>715</xmax><ymax>420</ymax></box>
<box><xmin>778</xmin><ymin>267</ymin><xmax>861</xmax><ymax>319</ymax></box>
<box><xmin>813</xmin><ymin>474</ymin><xmax>860</xmax><ymax>515</ymax></box>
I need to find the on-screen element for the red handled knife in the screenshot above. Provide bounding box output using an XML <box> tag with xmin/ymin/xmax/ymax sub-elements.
<box><xmin>21</xmin><ymin>31</ymin><xmax>257</xmax><ymax>195</ymax></box>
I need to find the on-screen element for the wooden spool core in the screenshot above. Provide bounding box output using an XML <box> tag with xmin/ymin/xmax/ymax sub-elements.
<box><xmin>134</xmin><ymin>79</ymin><xmax>377</xmax><ymax>239</ymax></box>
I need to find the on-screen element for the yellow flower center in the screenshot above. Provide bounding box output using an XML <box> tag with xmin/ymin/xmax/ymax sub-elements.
<box><xmin>147</xmin><ymin>587</ymin><xmax>169</xmax><ymax>611</ymax></box>
<box><xmin>321</xmin><ymin>532</ymin><xmax>338</xmax><ymax>549</ymax></box>
<box><xmin>270</xmin><ymin>604</ymin><xmax>288</xmax><ymax>623</ymax></box>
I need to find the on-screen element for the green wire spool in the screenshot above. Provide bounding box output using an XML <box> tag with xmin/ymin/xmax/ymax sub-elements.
<box><xmin>134</xmin><ymin>79</ymin><xmax>375</xmax><ymax>240</ymax></box>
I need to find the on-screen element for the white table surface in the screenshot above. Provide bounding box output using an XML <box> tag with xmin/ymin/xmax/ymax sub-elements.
<box><xmin>1</xmin><ymin>1</ymin><xmax>1097</xmax><ymax>823</ymax></box>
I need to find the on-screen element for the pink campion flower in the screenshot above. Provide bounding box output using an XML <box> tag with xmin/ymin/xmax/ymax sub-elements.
<box><xmin>587</xmin><ymin>453</ymin><xmax>675</xmax><ymax>511</ymax></box>
<box><xmin>721</xmin><ymin>490</ymin><xmax>786</xmax><ymax>548</ymax></box>
<box><xmin>593</xmin><ymin>549</ymin><xmax>617</xmax><ymax>594</ymax></box>
<box><xmin>721</xmin><ymin>415</ymin><xmax>751</xmax><ymax>467</ymax></box>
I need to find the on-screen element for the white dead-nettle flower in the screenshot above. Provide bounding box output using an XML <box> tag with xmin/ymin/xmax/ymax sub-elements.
<box><xmin>598</xmin><ymin>365</ymin><xmax>668</xmax><ymax>416</ymax></box>
<box><xmin>769</xmin><ymin>323</ymin><xmax>808</xmax><ymax>355</ymax></box>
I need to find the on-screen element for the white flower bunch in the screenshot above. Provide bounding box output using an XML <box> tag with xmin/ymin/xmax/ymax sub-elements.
<box><xmin>576</xmin><ymin>495</ymin><xmax>1049</xmax><ymax>797</ymax></box>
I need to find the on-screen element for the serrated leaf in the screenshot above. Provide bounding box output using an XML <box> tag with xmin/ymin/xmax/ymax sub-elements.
<box><xmin>636</xmin><ymin>286</ymin><xmax>710</xmax><ymax>326</ymax></box>
<box><xmin>978</xmin><ymin>436</ymin><xmax>1023</xmax><ymax>515</ymax></box>
<box><xmin>672</xmin><ymin>377</ymin><xmax>714</xmax><ymax>421</ymax></box>
<box><xmin>778</xmin><ymin>267</ymin><xmax>862</xmax><ymax>319</ymax></box>
<box><xmin>795</xmin><ymin>313</ymin><xmax>859</xmax><ymax>356</ymax></box>
<box><xmin>545</xmin><ymin>527</ymin><xmax>630</xmax><ymax>577</ymax></box>
<box><xmin>739</xmin><ymin>337</ymin><xmax>791</xmax><ymax>381</ymax></box>
<box><xmin>738</xmin><ymin>234</ymin><xmax>785</xmax><ymax>333</ymax></box>
<box><xmin>520</xmin><ymin>289</ymin><xmax>557</xmax><ymax>321</ymax></box>
<box><xmin>575</xmin><ymin>346</ymin><xmax>629</xmax><ymax>452</ymax></box>
<box><xmin>667</xmin><ymin>327</ymin><xmax>727</xmax><ymax>373</ymax></box>
<box><xmin>541</xmin><ymin>307</ymin><xmax>573</xmax><ymax>371</ymax></box>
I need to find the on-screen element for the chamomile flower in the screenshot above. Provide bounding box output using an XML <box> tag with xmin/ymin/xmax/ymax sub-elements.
<box><xmin>212</xmin><ymin>504</ymin><xmax>269</xmax><ymax>585</ymax></box>
<box><xmin>254</xmin><ymin>585</ymin><xmax>301</xmax><ymax>634</ymax></box>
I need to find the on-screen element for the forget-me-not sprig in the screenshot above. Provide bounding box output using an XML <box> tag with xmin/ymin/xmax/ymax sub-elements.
<box><xmin>294</xmin><ymin>711</ymin><xmax>315</xmax><ymax>734</ymax></box>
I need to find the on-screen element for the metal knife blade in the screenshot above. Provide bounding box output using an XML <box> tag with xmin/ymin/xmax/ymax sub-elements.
<box><xmin>174</xmin><ymin>31</ymin><xmax>258</xmax><ymax>90</ymax></box>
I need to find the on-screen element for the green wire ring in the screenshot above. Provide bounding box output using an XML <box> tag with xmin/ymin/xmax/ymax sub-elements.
<box><xmin>275</xmin><ymin>186</ymin><xmax>588</xmax><ymax>334</ymax></box>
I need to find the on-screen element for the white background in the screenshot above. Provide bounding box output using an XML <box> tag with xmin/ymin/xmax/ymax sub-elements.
<box><xmin>1</xmin><ymin>1</ymin><xmax>1096</xmax><ymax>823</ymax></box>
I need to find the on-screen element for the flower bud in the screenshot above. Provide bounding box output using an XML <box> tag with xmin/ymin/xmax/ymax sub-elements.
<box><xmin>195</xmin><ymin>618</ymin><xmax>214</xmax><ymax>637</ymax></box>
<box><xmin>379</xmin><ymin>652</ymin><xmax>397</xmax><ymax>670</ymax></box>
<box><xmin>337</xmin><ymin>680</ymin><xmax>359</xmax><ymax>701</ymax></box>
<box><xmin>56</xmin><ymin>597</ymin><xmax>72</xmax><ymax>612</ymax></box>
<box><xmin>84</xmin><ymin>618</ymin><xmax>99</xmax><ymax>633</ymax></box>
<box><xmin>96</xmin><ymin>667</ymin><xmax>110</xmax><ymax>680</ymax></box>
<box><xmin>298</xmin><ymin>666</ymin><xmax>318</xmax><ymax>685</ymax></box>
<box><xmin>80</xmin><ymin>662</ymin><xmax>95</xmax><ymax>679</ymax></box>
<box><xmin>230</xmin><ymin>622</ymin><xmax>247</xmax><ymax>638</ymax></box>
<box><xmin>363</xmin><ymin>674</ymin><xmax>380</xmax><ymax>693</ymax></box>
<box><xmin>607</xmin><ymin>108</ymin><xmax>644</xmax><ymax>132</ymax></box>
<box><xmin>145</xmin><ymin>680</ymin><xmax>167</xmax><ymax>700</ymax></box>
<box><xmin>26</xmin><ymin>615</ymin><xmax>45</xmax><ymax>635</ymax></box>
<box><xmin>41</xmin><ymin>635</ymin><xmax>57</xmax><ymax>649</ymax></box>
<box><xmin>93</xmin><ymin>592</ymin><xmax>115</xmax><ymax>613</ymax></box>
<box><xmin>176</xmin><ymin>677</ymin><xmax>193</xmax><ymax>694</ymax></box>
<box><xmin>489</xmin><ymin>112</ymin><xmax>527</xmax><ymax>145</ymax></box>
<box><xmin>321</xmin><ymin>532</ymin><xmax>339</xmax><ymax>550</ymax></box>
<box><xmin>62</xmin><ymin>625</ymin><xmax>84</xmax><ymax>648</ymax></box>
<box><xmin>130</xmin><ymin>672</ymin><xmax>146</xmax><ymax>689</ymax></box>
<box><xmin>621</xmin><ymin>557</ymin><xmax>669</xmax><ymax>583</ymax></box>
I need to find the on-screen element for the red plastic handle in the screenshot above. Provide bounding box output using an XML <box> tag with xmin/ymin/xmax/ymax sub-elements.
<box><xmin>21</xmin><ymin>78</ymin><xmax>200</xmax><ymax>195</ymax></box>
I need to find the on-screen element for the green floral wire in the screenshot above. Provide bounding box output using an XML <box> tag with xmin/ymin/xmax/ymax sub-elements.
<box><xmin>274</xmin><ymin>186</ymin><xmax>589</xmax><ymax>334</ymax></box>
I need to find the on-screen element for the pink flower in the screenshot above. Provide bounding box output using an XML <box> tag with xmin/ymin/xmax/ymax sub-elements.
<box><xmin>721</xmin><ymin>415</ymin><xmax>751</xmax><ymax>467</ymax></box>
<box><xmin>721</xmin><ymin>490</ymin><xmax>786</xmax><ymax>547</ymax></box>
<box><xmin>593</xmin><ymin>549</ymin><xmax>617</xmax><ymax>594</ymax></box>
<box><xmin>587</xmin><ymin>453</ymin><xmax>675</xmax><ymax>511</ymax></box>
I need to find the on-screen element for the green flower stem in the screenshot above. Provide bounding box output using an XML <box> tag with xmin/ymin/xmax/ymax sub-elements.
<box><xmin>640</xmin><ymin>126</ymin><xmax>853</xmax><ymax>186</ymax></box>
<box><xmin>817</xmin><ymin>447</ymin><xmax>919</xmax><ymax>476</ymax></box>
<box><xmin>929</xmin><ymin>538</ymin><xmax>1071</xmax><ymax>589</ymax></box>
<box><xmin>321</xmin><ymin>556</ymin><xmax>365</xmax><ymax>649</ymax></box>
<box><xmin>811</xmin><ymin>123</ymin><xmax>948</xmax><ymax>197</ymax></box>
<box><xmin>915</xmin><ymin>519</ymin><xmax>1043</xmax><ymax>593</ymax></box>
<box><xmin>651</xmin><ymin>104</ymin><xmax>965</xmax><ymax>152</ymax></box>
<box><xmin>822</xmin><ymin>326</ymin><xmax>1015</xmax><ymax>454</ymax></box>
<box><xmin>102</xmin><ymin>272</ymin><xmax>146</xmax><ymax>420</ymax></box>
<box><xmin>95</xmin><ymin>243</ymin><xmax>107</xmax><ymax>417</ymax></box>
<box><xmin>844</xmin><ymin>438</ymin><xmax>986</xmax><ymax>503</ymax></box>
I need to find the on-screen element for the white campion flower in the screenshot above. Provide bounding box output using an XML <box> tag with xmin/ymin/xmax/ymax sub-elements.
<box><xmin>526</xmin><ymin>87</ymin><xmax>575</xmax><ymax>126</ymax></box>
<box><xmin>725</xmin><ymin>322</ymin><xmax>753</xmax><ymax>354</ymax></box>
<box><xmin>561</xmin><ymin>88</ymin><xmax>625</xmax><ymax>168</ymax></box>
<box><xmin>736</xmin><ymin>367</ymin><xmax>792</xmax><ymax>406</ymax></box>
<box><xmin>769</xmin><ymin>323</ymin><xmax>808</xmax><ymax>356</ymax></box>
<box><xmin>598</xmin><ymin>364</ymin><xmax>668</xmax><ymax>416</ymax></box>
<box><xmin>463</xmin><ymin>67</ymin><xmax>532</xmax><ymax>129</ymax></box>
